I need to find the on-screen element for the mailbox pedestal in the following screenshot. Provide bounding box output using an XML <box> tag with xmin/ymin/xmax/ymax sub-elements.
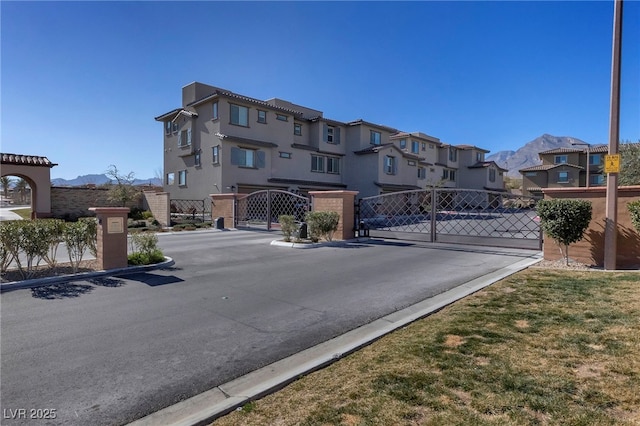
<box><xmin>89</xmin><ymin>207</ymin><xmax>129</xmax><ymax>270</ymax></box>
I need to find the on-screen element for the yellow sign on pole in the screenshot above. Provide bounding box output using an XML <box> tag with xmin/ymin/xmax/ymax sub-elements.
<box><xmin>604</xmin><ymin>154</ymin><xmax>621</xmax><ymax>173</ymax></box>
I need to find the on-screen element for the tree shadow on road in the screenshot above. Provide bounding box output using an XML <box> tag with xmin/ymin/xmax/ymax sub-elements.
<box><xmin>31</xmin><ymin>282</ymin><xmax>94</xmax><ymax>300</ymax></box>
<box><xmin>120</xmin><ymin>272</ymin><xmax>184</xmax><ymax>287</ymax></box>
<box><xmin>88</xmin><ymin>277</ymin><xmax>126</xmax><ymax>288</ymax></box>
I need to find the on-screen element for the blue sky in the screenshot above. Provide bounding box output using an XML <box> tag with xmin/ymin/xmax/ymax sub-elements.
<box><xmin>2</xmin><ymin>1</ymin><xmax>639</xmax><ymax>180</ymax></box>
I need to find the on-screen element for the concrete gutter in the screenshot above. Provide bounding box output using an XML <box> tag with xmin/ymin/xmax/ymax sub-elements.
<box><xmin>0</xmin><ymin>257</ymin><xmax>175</xmax><ymax>293</ymax></box>
<box><xmin>128</xmin><ymin>252</ymin><xmax>543</xmax><ymax>426</ymax></box>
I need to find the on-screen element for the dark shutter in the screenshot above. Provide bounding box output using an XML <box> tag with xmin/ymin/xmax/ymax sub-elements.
<box><xmin>323</xmin><ymin>123</ymin><xmax>328</xmax><ymax>142</ymax></box>
<box><xmin>230</xmin><ymin>147</ymin><xmax>242</xmax><ymax>165</ymax></box>
<box><xmin>256</xmin><ymin>150</ymin><xmax>266</xmax><ymax>168</ymax></box>
<box><xmin>335</xmin><ymin>128</ymin><xmax>341</xmax><ymax>144</ymax></box>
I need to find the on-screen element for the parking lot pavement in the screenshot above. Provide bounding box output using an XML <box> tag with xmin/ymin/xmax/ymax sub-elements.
<box><xmin>0</xmin><ymin>230</ymin><xmax>541</xmax><ymax>426</ymax></box>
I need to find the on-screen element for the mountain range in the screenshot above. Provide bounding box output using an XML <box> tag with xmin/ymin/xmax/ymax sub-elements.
<box><xmin>486</xmin><ymin>134</ymin><xmax>590</xmax><ymax>178</ymax></box>
<box><xmin>51</xmin><ymin>174</ymin><xmax>162</xmax><ymax>187</ymax></box>
<box><xmin>49</xmin><ymin>134</ymin><xmax>586</xmax><ymax>185</ymax></box>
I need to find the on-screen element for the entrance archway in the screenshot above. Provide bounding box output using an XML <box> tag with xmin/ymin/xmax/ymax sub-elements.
<box><xmin>1</xmin><ymin>153</ymin><xmax>57</xmax><ymax>219</ymax></box>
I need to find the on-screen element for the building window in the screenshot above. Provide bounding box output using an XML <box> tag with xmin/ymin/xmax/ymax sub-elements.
<box><xmin>443</xmin><ymin>169</ymin><xmax>456</xmax><ymax>181</ymax></box>
<box><xmin>178</xmin><ymin>170</ymin><xmax>186</xmax><ymax>186</ymax></box>
<box><xmin>166</xmin><ymin>172</ymin><xmax>175</xmax><ymax>185</ymax></box>
<box><xmin>411</xmin><ymin>140</ymin><xmax>419</xmax><ymax>154</ymax></box>
<box><xmin>294</xmin><ymin>123</ymin><xmax>302</xmax><ymax>136</ymax></box>
<box><xmin>327</xmin><ymin>125</ymin><xmax>334</xmax><ymax>143</ymax></box>
<box><xmin>448</xmin><ymin>147</ymin><xmax>458</xmax><ymax>162</ymax></box>
<box><xmin>230</xmin><ymin>104</ymin><xmax>249</xmax><ymax>127</ymax></box>
<box><xmin>172</xmin><ymin>122</ymin><xmax>178</xmax><ymax>133</ymax></box>
<box><xmin>418</xmin><ymin>167</ymin><xmax>426</xmax><ymax>179</ymax></box>
<box><xmin>558</xmin><ymin>171</ymin><xmax>569</xmax><ymax>183</ymax></box>
<box><xmin>165</xmin><ymin>121</ymin><xmax>172</xmax><ymax>135</ymax></box>
<box><xmin>276</xmin><ymin>114</ymin><xmax>288</xmax><ymax>121</ymax></box>
<box><xmin>311</xmin><ymin>155</ymin><xmax>324</xmax><ymax>172</ymax></box>
<box><xmin>421</xmin><ymin>142</ymin><xmax>426</xmax><ymax>151</ymax></box>
<box><xmin>257</xmin><ymin>110</ymin><xmax>267</xmax><ymax>124</ymax></box>
<box><xmin>178</xmin><ymin>129</ymin><xmax>191</xmax><ymax>147</ymax></box>
<box><xmin>212</xmin><ymin>146</ymin><xmax>220</xmax><ymax>164</ymax></box>
<box><xmin>489</xmin><ymin>168</ymin><xmax>496</xmax><ymax>182</ymax></box>
<box><xmin>279</xmin><ymin>152</ymin><xmax>292</xmax><ymax>159</ymax></box>
<box><xmin>324</xmin><ymin>124</ymin><xmax>340</xmax><ymax>144</ymax></box>
<box><xmin>476</xmin><ymin>152</ymin><xmax>484</xmax><ymax>162</ymax></box>
<box><xmin>555</xmin><ymin>155</ymin><xmax>568</xmax><ymax>164</ymax></box>
<box><xmin>590</xmin><ymin>174</ymin><xmax>605</xmax><ymax>185</ymax></box>
<box><xmin>195</xmin><ymin>152</ymin><xmax>201</xmax><ymax>167</ymax></box>
<box><xmin>212</xmin><ymin>102</ymin><xmax>218</xmax><ymax>120</ymax></box>
<box><xmin>589</xmin><ymin>154</ymin><xmax>602</xmax><ymax>165</ymax></box>
<box><xmin>399</xmin><ymin>139</ymin><xmax>406</xmax><ymax>149</ymax></box>
<box><xmin>327</xmin><ymin>157</ymin><xmax>340</xmax><ymax>174</ymax></box>
<box><xmin>370</xmin><ymin>131</ymin><xmax>381</xmax><ymax>145</ymax></box>
<box><xmin>231</xmin><ymin>147</ymin><xmax>256</xmax><ymax>167</ymax></box>
<box><xmin>384</xmin><ymin>156</ymin><xmax>396</xmax><ymax>175</ymax></box>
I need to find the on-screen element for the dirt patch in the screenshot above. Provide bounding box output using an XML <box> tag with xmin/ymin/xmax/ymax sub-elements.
<box><xmin>444</xmin><ymin>335</ymin><xmax>464</xmax><ymax>348</ymax></box>
<box><xmin>515</xmin><ymin>320</ymin><xmax>529</xmax><ymax>329</ymax></box>
<box><xmin>1</xmin><ymin>260</ymin><xmax>100</xmax><ymax>283</ymax></box>
<box><xmin>574</xmin><ymin>363</ymin><xmax>605</xmax><ymax>379</ymax></box>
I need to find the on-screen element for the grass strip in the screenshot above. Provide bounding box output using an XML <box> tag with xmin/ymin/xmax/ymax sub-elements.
<box><xmin>212</xmin><ymin>269</ymin><xmax>640</xmax><ymax>426</ymax></box>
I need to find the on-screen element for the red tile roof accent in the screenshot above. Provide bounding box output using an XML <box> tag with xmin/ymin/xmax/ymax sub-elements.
<box><xmin>1</xmin><ymin>153</ymin><xmax>57</xmax><ymax>167</ymax></box>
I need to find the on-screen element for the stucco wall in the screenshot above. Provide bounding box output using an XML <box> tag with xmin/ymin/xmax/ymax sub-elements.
<box><xmin>542</xmin><ymin>186</ymin><xmax>640</xmax><ymax>269</ymax></box>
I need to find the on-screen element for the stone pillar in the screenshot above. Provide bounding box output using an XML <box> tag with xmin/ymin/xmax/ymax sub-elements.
<box><xmin>309</xmin><ymin>191</ymin><xmax>359</xmax><ymax>240</ymax></box>
<box><xmin>143</xmin><ymin>191</ymin><xmax>171</xmax><ymax>227</ymax></box>
<box><xmin>210</xmin><ymin>193</ymin><xmax>237</xmax><ymax>229</ymax></box>
<box><xmin>89</xmin><ymin>207</ymin><xmax>130</xmax><ymax>270</ymax></box>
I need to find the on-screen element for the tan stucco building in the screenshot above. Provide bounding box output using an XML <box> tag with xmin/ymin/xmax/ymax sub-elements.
<box><xmin>156</xmin><ymin>82</ymin><xmax>505</xmax><ymax>200</ymax></box>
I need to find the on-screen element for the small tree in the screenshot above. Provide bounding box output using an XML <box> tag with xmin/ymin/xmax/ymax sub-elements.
<box><xmin>628</xmin><ymin>200</ymin><xmax>640</xmax><ymax>233</ymax></box>
<box><xmin>537</xmin><ymin>199</ymin><xmax>592</xmax><ymax>266</ymax></box>
<box><xmin>105</xmin><ymin>165</ymin><xmax>139</xmax><ymax>207</ymax></box>
<box><xmin>64</xmin><ymin>218</ymin><xmax>97</xmax><ymax>273</ymax></box>
<box><xmin>619</xmin><ymin>141</ymin><xmax>640</xmax><ymax>186</ymax></box>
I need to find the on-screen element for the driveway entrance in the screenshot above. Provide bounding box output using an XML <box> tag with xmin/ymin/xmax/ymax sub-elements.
<box><xmin>235</xmin><ymin>189</ymin><xmax>310</xmax><ymax>230</ymax></box>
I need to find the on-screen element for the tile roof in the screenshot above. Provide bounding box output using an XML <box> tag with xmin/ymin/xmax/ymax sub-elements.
<box><xmin>268</xmin><ymin>178</ymin><xmax>347</xmax><ymax>188</ymax></box>
<box><xmin>354</xmin><ymin>144</ymin><xmax>423</xmax><ymax>160</ymax></box>
<box><xmin>374</xmin><ymin>182</ymin><xmax>421</xmax><ymax>190</ymax></box>
<box><xmin>468</xmin><ymin>161</ymin><xmax>508</xmax><ymax>171</ymax></box>
<box><xmin>1</xmin><ymin>153</ymin><xmax>57</xmax><ymax>167</ymax></box>
<box><xmin>539</xmin><ymin>147</ymin><xmax>583</xmax><ymax>154</ymax></box>
<box><xmin>190</xmin><ymin>89</ymin><xmax>306</xmax><ymax>117</ymax></box>
<box><xmin>221</xmin><ymin>135</ymin><xmax>278</xmax><ymax>148</ymax></box>
<box><xmin>520</xmin><ymin>163</ymin><xmax>583</xmax><ymax>172</ymax></box>
<box><xmin>290</xmin><ymin>144</ymin><xmax>345</xmax><ymax>157</ymax></box>
<box><xmin>347</xmin><ymin>119</ymin><xmax>399</xmax><ymax>134</ymax></box>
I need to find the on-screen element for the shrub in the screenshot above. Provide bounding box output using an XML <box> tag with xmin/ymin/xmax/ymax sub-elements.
<box><xmin>305</xmin><ymin>211</ymin><xmax>340</xmax><ymax>242</ymax></box>
<box><xmin>0</xmin><ymin>221</ymin><xmax>19</xmax><ymax>274</ymax></box>
<box><xmin>142</xmin><ymin>210</ymin><xmax>154</xmax><ymax>220</ymax></box>
<box><xmin>128</xmin><ymin>231</ymin><xmax>164</xmax><ymax>265</ymax></box>
<box><xmin>41</xmin><ymin>219</ymin><xmax>66</xmax><ymax>268</ymax></box>
<box><xmin>628</xmin><ymin>200</ymin><xmax>640</xmax><ymax>233</ymax></box>
<box><xmin>279</xmin><ymin>215</ymin><xmax>297</xmax><ymax>242</ymax></box>
<box><xmin>537</xmin><ymin>199</ymin><xmax>592</xmax><ymax>266</ymax></box>
<box><xmin>64</xmin><ymin>218</ymin><xmax>97</xmax><ymax>273</ymax></box>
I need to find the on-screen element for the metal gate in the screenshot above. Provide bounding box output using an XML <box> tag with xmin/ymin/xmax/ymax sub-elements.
<box><xmin>235</xmin><ymin>190</ymin><xmax>310</xmax><ymax>231</ymax></box>
<box><xmin>170</xmin><ymin>199</ymin><xmax>211</xmax><ymax>225</ymax></box>
<box><xmin>357</xmin><ymin>188</ymin><xmax>542</xmax><ymax>250</ymax></box>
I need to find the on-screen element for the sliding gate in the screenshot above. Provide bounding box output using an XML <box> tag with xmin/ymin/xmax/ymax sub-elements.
<box><xmin>357</xmin><ymin>188</ymin><xmax>542</xmax><ymax>250</ymax></box>
<box><xmin>235</xmin><ymin>190</ymin><xmax>310</xmax><ymax>230</ymax></box>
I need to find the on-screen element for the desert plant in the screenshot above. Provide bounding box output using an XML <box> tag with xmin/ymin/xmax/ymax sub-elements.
<box><xmin>128</xmin><ymin>231</ymin><xmax>164</xmax><ymax>265</ymax></box>
<box><xmin>305</xmin><ymin>211</ymin><xmax>340</xmax><ymax>242</ymax></box>
<box><xmin>41</xmin><ymin>219</ymin><xmax>66</xmax><ymax>268</ymax></box>
<box><xmin>537</xmin><ymin>199</ymin><xmax>592</xmax><ymax>266</ymax></box>
<box><xmin>0</xmin><ymin>221</ymin><xmax>19</xmax><ymax>274</ymax></box>
<box><xmin>64</xmin><ymin>219</ymin><xmax>97</xmax><ymax>273</ymax></box>
<box><xmin>628</xmin><ymin>200</ymin><xmax>640</xmax><ymax>233</ymax></box>
<box><xmin>279</xmin><ymin>215</ymin><xmax>297</xmax><ymax>242</ymax></box>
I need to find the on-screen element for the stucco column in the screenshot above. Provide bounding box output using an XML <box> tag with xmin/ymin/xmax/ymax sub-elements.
<box><xmin>89</xmin><ymin>207</ymin><xmax>129</xmax><ymax>270</ymax></box>
<box><xmin>210</xmin><ymin>193</ymin><xmax>237</xmax><ymax>229</ymax></box>
<box><xmin>309</xmin><ymin>190</ymin><xmax>359</xmax><ymax>240</ymax></box>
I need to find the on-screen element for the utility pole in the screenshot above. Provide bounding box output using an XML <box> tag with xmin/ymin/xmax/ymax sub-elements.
<box><xmin>604</xmin><ymin>0</ymin><xmax>623</xmax><ymax>270</ymax></box>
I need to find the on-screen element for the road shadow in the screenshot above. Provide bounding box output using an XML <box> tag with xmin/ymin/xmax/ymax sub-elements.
<box><xmin>88</xmin><ymin>277</ymin><xmax>126</xmax><ymax>288</ymax></box>
<box><xmin>120</xmin><ymin>272</ymin><xmax>184</xmax><ymax>287</ymax></box>
<box><xmin>31</xmin><ymin>282</ymin><xmax>94</xmax><ymax>300</ymax></box>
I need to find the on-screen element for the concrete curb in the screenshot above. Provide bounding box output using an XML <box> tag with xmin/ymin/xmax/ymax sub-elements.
<box><xmin>270</xmin><ymin>238</ymin><xmax>371</xmax><ymax>249</ymax></box>
<box><xmin>127</xmin><ymin>252</ymin><xmax>543</xmax><ymax>426</ymax></box>
<box><xmin>0</xmin><ymin>257</ymin><xmax>175</xmax><ymax>293</ymax></box>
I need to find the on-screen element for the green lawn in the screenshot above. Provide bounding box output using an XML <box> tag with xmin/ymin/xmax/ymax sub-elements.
<box><xmin>10</xmin><ymin>208</ymin><xmax>31</xmax><ymax>220</ymax></box>
<box><xmin>213</xmin><ymin>268</ymin><xmax>640</xmax><ymax>426</ymax></box>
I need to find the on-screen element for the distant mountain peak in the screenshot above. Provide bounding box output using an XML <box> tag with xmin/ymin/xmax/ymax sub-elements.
<box><xmin>51</xmin><ymin>174</ymin><xmax>162</xmax><ymax>187</ymax></box>
<box><xmin>487</xmin><ymin>134</ymin><xmax>589</xmax><ymax>178</ymax></box>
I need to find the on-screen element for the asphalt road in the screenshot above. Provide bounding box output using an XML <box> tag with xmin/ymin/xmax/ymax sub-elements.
<box><xmin>1</xmin><ymin>230</ymin><xmax>539</xmax><ymax>425</ymax></box>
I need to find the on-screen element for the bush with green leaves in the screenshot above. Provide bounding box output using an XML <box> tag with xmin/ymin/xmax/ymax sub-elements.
<box><xmin>0</xmin><ymin>221</ymin><xmax>20</xmax><ymax>275</ymax></box>
<box><xmin>64</xmin><ymin>218</ymin><xmax>97</xmax><ymax>273</ymax></box>
<box><xmin>628</xmin><ymin>200</ymin><xmax>640</xmax><ymax>233</ymax></box>
<box><xmin>278</xmin><ymin>215</ymin><xmax>298</xmax><ymax>242</ymax></box>
<box><xmin>41</xmin><ymin>219</ymin><xmax>66</xmax><ymax>268</ymax></box>
<box><xmin>128</xmin><ymin>231</ymin><xmax>164</xmax><ymax>265</ymax></box>
<box><xmin>537</xmin><ymin>199</ymin><xmax>592</xmax><ymax>265</ymax></box>
<box><xmin>305</xmin><ymin>211</ymin><xmax>340</xmax><ymax>242</ymax></box>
